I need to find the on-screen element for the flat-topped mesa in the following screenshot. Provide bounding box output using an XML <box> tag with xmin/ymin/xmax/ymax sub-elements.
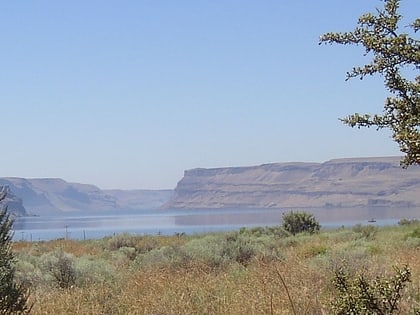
<box><xmin>165</xmin><ymin>157</ymin><xmax>420</xmax><ymax>209</ymax></box>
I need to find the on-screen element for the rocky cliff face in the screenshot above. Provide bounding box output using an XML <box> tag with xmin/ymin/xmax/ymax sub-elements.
<box><xmin>165</xmin><ymin>157</ymin><xmax>420</xmax><ymax>209</ymax></box>
<box><xmin>0</xmin><ymin>185</ymin><xmax>28</xmax><ymax>216</ymax></box>
<box><xmin>0</xmin><ymin>178</ymin><xmax>173</xmax><ymax>215</ymax></box>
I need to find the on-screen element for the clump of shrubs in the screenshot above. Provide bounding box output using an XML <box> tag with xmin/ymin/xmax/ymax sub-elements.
<box><xmin>137</xmin><ymin>228</ymin><xmax>288</xmax><ymax>270</ymax></box>
<box><xmin>15</xmin><ymin>249</ymin><xmax>117</xmax><ymax>290</ymax></box>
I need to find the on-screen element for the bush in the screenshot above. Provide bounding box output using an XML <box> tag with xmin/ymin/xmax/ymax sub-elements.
<box><xmin>331</xmin><ymin>264</ymin><xmax>418</xmax><ymax>314</ymax></box>
<box><xmin>183</xmin><ymin>234</ymin><xmax>227</xmax><ymax>268</ymax></box>
<box><xmin>352</xmin><ymin>224</ymin><xmax>378</xmax><ymax>240</ymax></box>
<box><xmin>182</xmin><ymin>232</ymin><xmax>259</xmax><ymax>268</ymax></box>
<box><xmin>407</xmin><ymin>227</ymin><xmax>420</xmax><ymax>239</ymax></box>
<box><xmin>14</xmin><ymin>259</ymin><xmax>41</xmax><ymax>289</ymax></box>
<box><xmin>74</xmin><ymin>256</ymin><xmax>115</xmax><ymax>287</ymax></box>
<box><xmin>137</xmin><ymin>245</ymin><xmax>190</xmax><ymax>269</ymax></box>
<box><xmin>106</xmin><ymin>233</ymin><xmax>138</xmax><ymax>251</ymax></box>
<box><xmin>221</xmin><ymin>232</ymin><xmax>255</xmax><ymax>266</ymax></box>
<box><xmin>41</xmin><ymin>250</ymin><xmax>76</xmax><ymax>289</ymax></box>
<box><xmin>282</xmin><ymin>211</ymin><xmax>320</xmax><ymax>235</ymax></box>
<box><xmin>300</xmin><ymin>244</ymin><xmax>328</xmax><ymax>258</ymax></box>
<box><xmin>218</xmin><ymin>231</ymin><xmax>287</xmax><ymax>266</ymax></box>
<box><xmin>0</xmin><ymin>202</ymin><xmax>31</xmax><ymax>314</ymax></box>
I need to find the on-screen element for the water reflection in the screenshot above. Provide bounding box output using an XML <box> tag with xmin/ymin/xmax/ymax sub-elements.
<box><xmin>13</xmin><ymin>207</ymin><xmax>420</xmax><ymax>241</ymax></box>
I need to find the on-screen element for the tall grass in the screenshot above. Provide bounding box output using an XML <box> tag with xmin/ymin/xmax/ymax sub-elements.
<box><xmin>11</xmin><ymin>222</ymin><xmax>420</xmax><ymax>314</ymax></box>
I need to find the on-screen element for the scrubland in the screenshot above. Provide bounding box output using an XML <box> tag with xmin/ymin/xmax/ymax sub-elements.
<box><xmin>12</xmin><ymin>222</ymin><xmax>420</xmax><ymax>314</ymax></box>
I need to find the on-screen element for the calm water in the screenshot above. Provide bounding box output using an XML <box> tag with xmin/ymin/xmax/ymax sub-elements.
<box><xmin>13</xmin><ymin>207</ymin><xmax>420</xmax><ymax>241</ymax></box>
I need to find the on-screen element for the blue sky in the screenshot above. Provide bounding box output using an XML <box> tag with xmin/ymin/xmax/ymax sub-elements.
<box><xmin>0</xmin><ymin>1</ymin><xmax>417</xmax><ymax>189</ymax></box>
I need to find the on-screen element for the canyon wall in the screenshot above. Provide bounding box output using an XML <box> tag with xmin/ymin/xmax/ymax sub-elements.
<box><xmin>165</xmin><ymin>157</ymin><xmax>420</xmax><ymax>209</ymax></box>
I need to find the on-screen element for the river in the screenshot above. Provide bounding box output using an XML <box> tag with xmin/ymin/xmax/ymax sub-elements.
<box><xmin>12</xmin><ymin>207</ymin><xmax>420</xmax><ymax>241</ymax></box>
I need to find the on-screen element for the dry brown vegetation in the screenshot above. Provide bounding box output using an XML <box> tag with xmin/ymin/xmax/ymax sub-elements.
<box><xmin>12</xmin><ymin>223</ymin><xmax>420</xmax><ymax>314</ymax></box>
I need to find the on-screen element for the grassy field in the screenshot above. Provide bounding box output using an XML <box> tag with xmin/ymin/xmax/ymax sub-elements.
<box><xmin>12</xmin><ymin>222</ymin><xmax>420</xmax><ymax>314</ymax></box>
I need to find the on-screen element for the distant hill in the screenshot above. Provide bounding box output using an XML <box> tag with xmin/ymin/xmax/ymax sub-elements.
<box><xmin>0</xmin><ymin>185</ymin><xmax>28</xmax><ymax>216</ymax></box>
<box><xmin>164</xmin><ymin>157</ymin><xmax>420</xmax><ymax>209</ymax></box>
<box><xmin>103</xmin><ymin>189</ymin><xmax>174</xmax><ymax>210</ymax></box>
<box><xmin>0</xmin><ymin>178</ymin><xmax>173</xmax><ymax>215</ymax></box>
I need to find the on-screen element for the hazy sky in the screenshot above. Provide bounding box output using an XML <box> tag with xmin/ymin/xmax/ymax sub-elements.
<box><xmin>1</xmin><ymin>1</ymin><xmax>417</xmax><ymax>189</ymax></box>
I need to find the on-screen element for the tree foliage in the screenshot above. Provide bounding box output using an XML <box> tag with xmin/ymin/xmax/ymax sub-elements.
<box><xmin>281</xmin><ymin>211</ymin><xmax>320</xmax><ymax>236</ymax></box>
<box><xmin>320</xmin><ymin>0</ymin><xmax>420</xmax><ymax>167</ymax></box>
<box><xmin>0</xmin><ymin>193</ymin><xmax>31</xmax><ymax>314</ymax></box>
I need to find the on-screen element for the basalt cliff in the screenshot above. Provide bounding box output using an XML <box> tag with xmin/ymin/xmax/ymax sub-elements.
<box><xmin>165</xmin><ymin>157</ymin><xmax>420</xmax><ymax>209</ymax></box>
<box><xmin>0</xmin><ymin>185</ymin><xmax>28</xmax><ymax>216</ymax></box>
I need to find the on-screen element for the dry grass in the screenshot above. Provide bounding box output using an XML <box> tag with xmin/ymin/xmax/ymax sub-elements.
<box><xmin>12</xmin><ymin>224</ymin><xmax>420</xmax><ymax>314</ymax></box>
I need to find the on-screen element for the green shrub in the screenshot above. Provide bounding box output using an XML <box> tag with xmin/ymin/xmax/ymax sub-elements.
<box><xmin>183</xmin><ymin>235</ymin><xmax>226</xmax><ymax>268</ymax></box>
<box><xmin>14</xmin><ymin>259</ymin><xmax>42</xmax><ymax>289</ymax></box>
<box><xmin>182</xmin><ymin>232</ymin><xmax>260</xmax><ymax>268</ymax></box>
<box><xmin>221</xmin><ymin>232</ymin><xmax>255</xmax><ymax>266</ymax></box>
<box><xmin>137</xmin><ymin>245</ymin><xmax>190</xmax><ymax>269</ymax></box>
<box><xmin>301</xmin><ymin>244</ymin><xmax>328</xmax><ymax>258</ymax></box>
<box><xmin>40</xmin><ymin>250</ymin><xmax>76</xmax><ymax>289</ymax></box>
<box><xmin>282</xmin><ymin>211</ymin><xmax>320</xmax><ymax>235</ymax></box>
<box><xmin>74</xmin><ymin>256</ymin><xmax>116</xmax><ymax>287</ymax></box>
<box><xmin>311</xmin><ymin>242</ymin><xmax>372</xmax><ymax>277</ymax></box>
<box><xmin>331</xmin><ymin>264</ymin><xmax>418</xmax><ymax>314</ymax></box>
<box><xmin>407</xmin><ymin>227</ymin><xmax>420</xmax><ymax>239</ymax></box>
<box><xmin>352</xmin><ymin>224</ymin><xmax>377</xmax><ymax>240</ymax></box>
<box><xmin>183</xmin><ymin>233</ymin><xmax>247</xmax><ymax>268</ymax></box>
